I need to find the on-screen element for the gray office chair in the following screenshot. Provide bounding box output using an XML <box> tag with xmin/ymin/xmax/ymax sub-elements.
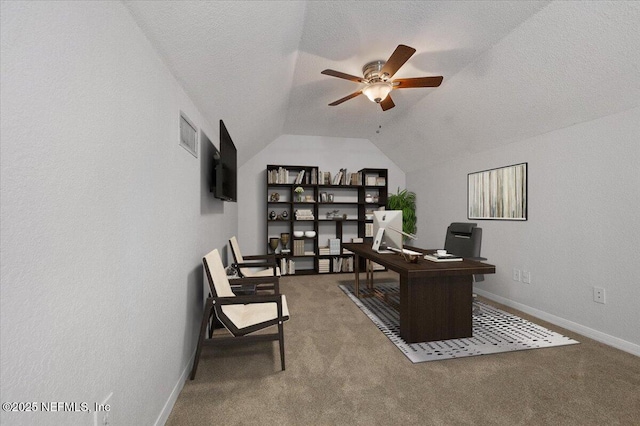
<box><xmin>444</xmin><ymin>223</ymin><xmax>486</xmax><ymax>313</ymax></box>
<box><xmin>444</xmin><ymin>222</ymin><xmax>483</xmax><ymax>261</ymax></box>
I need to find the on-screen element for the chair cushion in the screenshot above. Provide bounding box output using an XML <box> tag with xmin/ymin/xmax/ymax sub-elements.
<box><xmin>221</xmin><ymin>295</ymin><xmax>289</xmax><ymax>331</ymax></box>
<box><xmin>242</xmin><ymin>266</ymin><xmax>281</xmax><ymax>278</ymax></box>
<box><xmin>229</xmin><ymin>236</ymin><xmax>244</xmax><ymax>263</ymax></box>
<box><xmin>204</xmin><ymin>249</ymin><xmax>235</xmax><ymax>297</ymax></box>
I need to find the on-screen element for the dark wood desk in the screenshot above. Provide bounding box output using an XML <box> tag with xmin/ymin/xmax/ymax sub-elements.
<box><xmin>342</xmin><ymin>243</ymin><xmax>496</xmax><ymax>343</ymax></box>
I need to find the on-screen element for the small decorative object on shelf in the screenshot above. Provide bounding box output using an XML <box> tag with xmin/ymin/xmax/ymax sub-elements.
<box><xmin>294</xmin><ymin>186</ymin><xmax>304</xmax><ymax>202</ymax></box>
<box><xmin>328</xmin><ymin>194</ymin><xmax>334</xmax><ymax>202</ymax></box>
<box><xmin>270</xmin><ymin>192</ymin><xmax>280</xmax><ymax>202</ymax></box>
<box><xmin>280</xmin><ymin>233</ymin><xmax>290</xmax><ymax>254</ymax></box>
<box><xmin>269</xmin><ymin>237</ymin><xmax>280</xmax><ymax>254</ymax></box>
<box><xmin>282</xmin><ymin>210</ymin><xmax>289</xmax><ymax>219</ymax></box>
<box><xmin>269</xmin><ymin>211</ymin><xmax>277</xmax><ymax>220</ymax></box>
<box><xmin>326</xmin><ymin>210</ymin><xmax>340</xmax><ymax>219</ymax></box>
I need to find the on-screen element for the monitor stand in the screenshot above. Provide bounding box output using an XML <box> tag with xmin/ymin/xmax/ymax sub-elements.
<box><xmin>372</xmin><ymin>228</ymin><xmax>393</xmax><ymax>254</ymax></box>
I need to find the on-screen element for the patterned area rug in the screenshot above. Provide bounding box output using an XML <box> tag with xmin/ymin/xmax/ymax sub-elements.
<box><xmin>339</xmin><ymin>282</ymin><xmax>579</xmax><ymax>363</ymax></box>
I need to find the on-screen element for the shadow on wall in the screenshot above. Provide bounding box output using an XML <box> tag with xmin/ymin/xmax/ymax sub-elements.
<box><xmin>183</xmin><ymin>244</ymin><xmax>232</xmax><ymax>362</ymax></box>
<box><xmin>200</xmin><ymin>131</ymin><xmax>225</xmax><ymax>215</ymax></box>
<box><xmin>184</xmin><ymin>263</ymin><xmax>205</xmax><ymax>364</ymax></box>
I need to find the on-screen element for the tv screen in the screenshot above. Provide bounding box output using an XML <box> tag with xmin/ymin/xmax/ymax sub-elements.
<box><xmin>212</xmin><ymin>120</ymin><xmax>237</xmax><ymax>202</ymax></box>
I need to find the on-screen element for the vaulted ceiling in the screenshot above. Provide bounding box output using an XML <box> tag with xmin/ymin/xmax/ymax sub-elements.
<box><xmin>124</xmin><ymin>1</ymin><xmax>640</xmax><ymax>172</ymax></box>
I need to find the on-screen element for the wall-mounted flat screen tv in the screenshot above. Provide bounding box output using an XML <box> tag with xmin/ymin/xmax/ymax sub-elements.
<box><xmin>212</xmin><ymin>119</ymin><xmax>237</xmax><ymax>202</ymax></box>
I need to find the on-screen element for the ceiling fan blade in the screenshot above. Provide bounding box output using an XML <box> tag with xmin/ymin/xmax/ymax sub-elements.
<box><xmin>394</xmin><ymin>76</ymin><xmax>443</xmax><ymax>88</ymax></box>
<box><xmin>321</xmin><ymin>69</ymin><xmax>364</xmax><ymax>83</ymax></box>
<box><xmin>328</xmin><ymin>90</ymin><xmax>363</xmax><ymax>106</ymax></box>
<box><xmin>380</xmin><ymin>94</ymin><xmax>395</xmax><ymax>111</ymax></box>
<box><xmin>380</xmin><ymin>44</ymin><xmax>416</xmax><ymax>79</ymax></box>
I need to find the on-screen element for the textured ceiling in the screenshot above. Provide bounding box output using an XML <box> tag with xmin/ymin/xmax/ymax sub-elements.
<box><xmin>124</xmin><ymin>1</ymin><xmax>640</xmax><ymax>171</ymax></box>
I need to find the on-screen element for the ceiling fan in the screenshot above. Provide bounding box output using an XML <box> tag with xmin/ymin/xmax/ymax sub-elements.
<box><xmin>321</xmin><ymin>44</ymin><xmax>443</xmax><ymax>111</ymax></box>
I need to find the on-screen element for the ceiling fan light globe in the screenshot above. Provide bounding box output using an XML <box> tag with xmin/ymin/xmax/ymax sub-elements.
<box><xmin>362</xmin><ymin>82</ymin><xmax>392</xmax><ymax>103</ymax></box>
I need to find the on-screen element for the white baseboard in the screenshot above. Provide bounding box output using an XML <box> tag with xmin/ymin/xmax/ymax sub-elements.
<box><xmin>474</xmin><ymin>288</ymin><xmax>640</xmax><ymax>357</ymax></box>
<box><xmin>155</xmin><ymin>352</ymin><xmax>195</xmax><ymax>426</ymax></box>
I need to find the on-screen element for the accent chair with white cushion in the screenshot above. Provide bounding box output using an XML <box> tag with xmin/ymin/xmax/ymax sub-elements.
<box><xmin>229</xmin><ymin>236</ymin><xmax>281</xmax><ymax>278</ymax></box>
<box><xmin>190</xmin><ymin>248</ymin><xmax>289</xmax><ymax>380</ymax></box>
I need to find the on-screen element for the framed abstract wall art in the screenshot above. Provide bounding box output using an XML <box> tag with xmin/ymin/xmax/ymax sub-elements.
<box><xmin>468</xmin><ymin>163</ymin><xmax>527</xmax><ymax>221</ymax></box>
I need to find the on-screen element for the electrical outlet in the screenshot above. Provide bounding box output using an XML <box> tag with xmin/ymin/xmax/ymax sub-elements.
<box><xmin>94</xmin><ymin>392</ymin><xmax>112</xmax><ymax>426</ymax></box>
<box><xmin>513</xmin><ymin>268</ymin><xmax>521</xmax><ymax>281</ymax></box>
<box><xmin>522</xmin><ymin>271</ymin><xmax>531</xmax><ymax>284</ymax></box>
<box><xmin>593</xmin><ymin>287</ymin><xmax>605</xmax><ymax>304</ymax></box>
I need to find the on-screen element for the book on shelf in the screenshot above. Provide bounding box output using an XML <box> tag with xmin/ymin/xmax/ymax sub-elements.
<box><xmin>268</xmin><ymin>167</ymin><xmax>294</xmax><ymax>184</ymax></box>
<box><xmin>349</xmin><ymin>172</ymin><xmax>360</xmax><ymax>185</ymax></box>
<box><xmin>329</xmin><ymin>238</ymin><xmax>341</xmax><ymax>255</ymax></box>
<box><xmin>332</xmin><ymin>170</ymin><xmax>341</xmax><ymax>185</ymax></box>
<box><xmin>365</xmin><ymin>223</ymin><xmax>373</xmax><ymax>237</ymax></box>
<box><xmin>366</xmin><ymin>175</ymin><xmax>377</xmax><ymax>186</ymax></box>
<box><xmin>293</xmin><ymin>240</ymin><xmax>305</xmax><ymax>256</ymax></box>
<box><xmin>318</xmin><ymin>258</ymin><xmax>330</xmax><ymax>273</ymax></box>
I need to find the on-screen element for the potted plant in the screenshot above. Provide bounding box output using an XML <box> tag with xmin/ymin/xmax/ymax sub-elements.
<box><xmin>387</xmin><ymin>188</ymin><xmax>417</xmax><ymax>238</ymax></box>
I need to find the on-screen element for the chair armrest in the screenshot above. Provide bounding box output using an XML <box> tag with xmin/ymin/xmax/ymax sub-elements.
<box><xmin>234</xmin><ymin>261</ymin><xmax>278</xmax><ymax>270</ymax></box>
<box><xmin>242</xmin><ymin>254</ymin><xmax>276</xmax><ymax>261</ymax></box>
<box><xmin>230</xmin><ymin>283</ymin><xmax>257</xmax><ymax>295</ymax></box>
<box><xmin>214</xmin><ymin>294</ymin><xmax>283</xmax><ymax>305</ymax></box>
<box><xmin>229</xmin><ymin>276</ymin><xmax>280</xmax><ymax>293</ymax></box>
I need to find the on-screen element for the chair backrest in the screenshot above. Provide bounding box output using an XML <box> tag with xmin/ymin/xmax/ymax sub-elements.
<box><xmin>203</xmin><ymin>249</ymin><xmax>235</xmax><ymax>298</ymax></box>
<box><xmin>229</xmin><ymin>236</ymin><xmax>244</xmax><ymax>264</ymax></box>
<box><xmin>444</xmin><ymin>222</ymin><xmax>482</xmax><ymax>258</ymax></box>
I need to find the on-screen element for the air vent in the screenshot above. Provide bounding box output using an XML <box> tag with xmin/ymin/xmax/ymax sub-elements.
<box><xmin>179</xmin><ymin>111</ymin><xmax>198</xmax><ymax>158</ymax></box>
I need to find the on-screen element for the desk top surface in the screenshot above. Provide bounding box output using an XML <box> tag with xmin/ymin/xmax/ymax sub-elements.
<box><xmin>342</xmin><ymin>243</ymin><xmax>496</xmax><ymax>277</ymax></box>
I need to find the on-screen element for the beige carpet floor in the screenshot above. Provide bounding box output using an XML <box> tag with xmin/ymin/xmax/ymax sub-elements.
<box><xmin>167</xmin><ymin>272</ymin><xmax>640</xmax><ymax>425</ymax></box>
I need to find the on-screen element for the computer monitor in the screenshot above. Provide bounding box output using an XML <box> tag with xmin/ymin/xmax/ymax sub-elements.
<box><xmin>372</xmin><ymin>210</ymin><xmax>403</xmax><ymax>253</ymax></box>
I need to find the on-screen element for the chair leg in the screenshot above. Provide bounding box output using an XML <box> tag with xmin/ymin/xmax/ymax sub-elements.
<box><xmin>190</xmin><ymin>298</ymin><xmax>214</xmax><ymax>380</ymax></box>
<box><xmin>278</xmin><ymin>321</ymin><xmax>285</xmax><ymax>371</ymax></box>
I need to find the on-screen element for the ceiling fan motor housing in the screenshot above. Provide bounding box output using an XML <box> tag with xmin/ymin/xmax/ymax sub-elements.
<box><xmin>362</xmin><ymin>60</ymin><xmax>388</xmax><ymax>82</ymax></box>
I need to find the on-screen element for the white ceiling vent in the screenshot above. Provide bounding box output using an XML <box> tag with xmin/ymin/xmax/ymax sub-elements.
<box><xmin>179</xmin><ymin>111</ymin><xmax>198</xmax><ymax>158</ymax></box>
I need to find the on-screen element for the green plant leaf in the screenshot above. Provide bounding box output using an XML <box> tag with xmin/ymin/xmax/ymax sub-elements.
<box><xmin>387</xmin><ymin>187</ymin><xmax>417</xmax><ymax>236</ymax></box>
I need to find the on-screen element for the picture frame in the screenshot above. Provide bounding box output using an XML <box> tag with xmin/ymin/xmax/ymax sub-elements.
<box><xmin>468</xmin><ymin>162</ymin><xmax>527</xmax><ymax>221</ymax></box>
<box><xmin>321</xmin><ymin>192</ymin><xmax>328</xmax><ymax>203</ymax></box>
